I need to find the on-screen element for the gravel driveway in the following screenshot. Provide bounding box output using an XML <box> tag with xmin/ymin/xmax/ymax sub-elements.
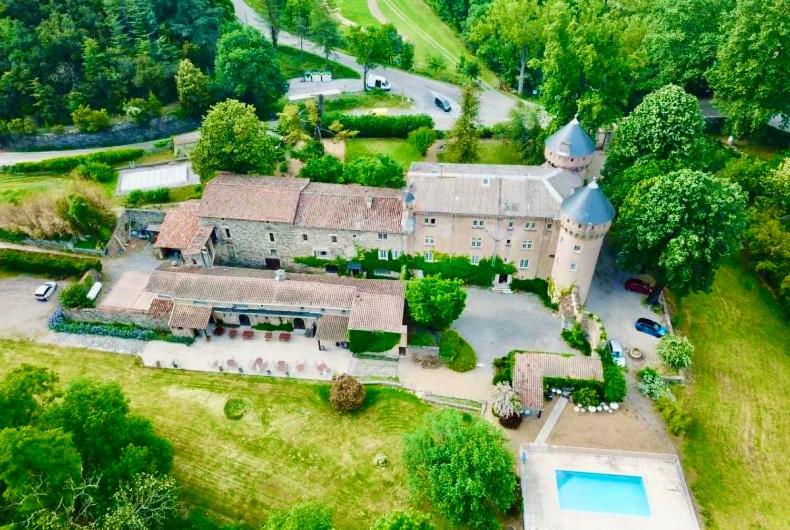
<box><xmin>452</xmin><ymin>288</ymin><xmax>569</xmax><ymax>368</ymax></box>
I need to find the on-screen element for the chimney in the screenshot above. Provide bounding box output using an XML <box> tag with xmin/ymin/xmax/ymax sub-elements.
<box><xmin>275</xmin><ymin>269</ymin><xmax>286</xmax><ymax>281</ymax></box>
<box><xmin>366</xmin><ymin>196</ymin><xmax>373</xmax><ymax>209</ymax></box>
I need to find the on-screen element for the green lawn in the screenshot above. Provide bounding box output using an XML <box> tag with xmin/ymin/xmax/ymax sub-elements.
<box><xmin>323</xmin><ymin>90</ymin><xmax>413</xmax><ymax>112</ymax></box>
<box><xmin>337</xmin><ymin>0</ymin><xmax>381</xmax><ymax>26</ymax></box>
<box><xmin>673</xmin><ymin>262</ymin><xmax>790</xmax><ymax>529</ymax></box>
<box><xmin>277</xmin><ymin>44</ymin><xmax>360</xmax><ymax>79</ymax></box>
<box><xmin>345</xmin><ymin>138</ymin><xmax>423</xmax><ymax>168</ymax></box>
<box><xmin>438</xmin><ymin>139</ymin><xmax>525</xmax><ymax>165</ymax></box>
<box><xmin>0</xmin><ymin>340</ymin><xmax>436</xmax><ymax>528</ymax></box>
<box><xmin>0</xmin><ymin>172</ymin><xmax>71</xmax><ymax>205</ymax></box>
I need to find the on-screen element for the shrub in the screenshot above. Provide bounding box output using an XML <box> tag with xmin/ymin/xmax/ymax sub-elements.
<box><xmin>0</xmin><ymin>248</ymin><xmax>101</xmax><ymax>278</ymax></box>
<box><xmin>510</xmin><ymin>277</ymin><xmax>558</xmax><ymax>310</ymax></box>
<box><xmin>263</xmin><ymin>502</ymin><xmax>333</xmax><ymax>530</ymax></box>
<box><xmin>348</xmin><ymin>329</ymin><xmax>400</xmax><ymax>353</ymax></box>
<box><xmin>343</xmin><ymin>154</ymin><xmax>404</xmax><ymax>188</ymax></box>
<box><xmin>490</xmin><ymin>382</ymin><xmax>522</xmax><ymax>425</ymax></box>
<box><xmin>322</xmin><ymin>112</ymin><xmax>434</xmax><ymax>138</ymax></box>
<box><xmin>4</xmin><ymin>148</ymin><xmax>143</xmax><ymax>174</ymax></box>
<box><xmin>70</xmin><ymin>161</ymin><xmax>117</xmax><ymax>183</ymax></box>
<box><xmin>602</xmin><ymin>364</ymin><xmax>627</xmax><ymax>402</ymax></box>
<box><xmin>492</xmin><ymin>351</ymin><xmax>516</xmax><ymax>384</ymax></box>
<box><xmin>572</xmin><ymin>387</ymin><xmax>600</xmax><ymax>408</ymax></box>
<box><xmin>561</xmin><ymin>321</ymin><xmax>592</xmax><ymax>355</ymax></box>
<box><xmin>372</xmin><ymin>511</ymin><xmax>434</xmax><ymax>530</ymax></box>
<box><xmin>657</xmin><ymin>335</ymin><xmax>695</xmax><ymax>371</ymax></box>
<box><xmin>223</xmin><ymin>397</ymin><xmax>248</xmax><ymax>420</ymax></box>
<box><xmin>48</xmin><ymin>307</ymin><xmax>194</xmax><ymax>344</ymax></box>
<box><xmin>292</xmin><ymin>139</ymin><xmax>325</xmax><ymax>162</ymax></box>
<box><xmin>124</xmin><ymin>188</ymin><xmax>171</xmax><ymax>207</ymax></box>
<box><xmin>6</xmin><ymin>116</ymin><xmax>37</xmax><ymax>135</ymax></box>
<box><xmin>252</xmin><ymin>321</ymin><xmax>293</xmax><ymax>331</ymax></box>
<box><xmin>439</xmin><ymin>330</ymin><xmax>477</xmax><ymax>372</ymax></box>
<box><xmin>298</xmin><ymin>155</ymin><xmax>344</xmax><ymax>182</ymax></box>
<box><xmin>637</xmin><ymin>367</ymin><xmax>669</xmax><ymax>399</ymax></box>
<box><xmin>123</xmin><ymin>94</ymin><xmax>161</xmax><ymax>124</ymax></box>
<box><xmin>654</xmin><ymin>395</ymin><xmax>692</xmax><ymax>436</ymax></box>
<box><xmin>329</xmin><ymin>374</ymin><xmax>366</xmax><ymax>412</ymax></box>
<box><xmin>71</xmin><ymin>105</ymin><xmax>112</xmax><ymax>133</ymax></box>
<box><xmin>407</xmin><ymin>126</ymin><xmax>438</xmax><ymax>156</ymax></box>
<box><xmin>59</xmin><ymin>280</ymin><xmax>95</xmax><ymax>309</ymax></box>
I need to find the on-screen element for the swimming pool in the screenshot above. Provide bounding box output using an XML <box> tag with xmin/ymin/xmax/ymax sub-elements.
<box><xmin>555</xmin><ymin>470</ymin><xmax>651</xmax><ymax>516</ymax></box>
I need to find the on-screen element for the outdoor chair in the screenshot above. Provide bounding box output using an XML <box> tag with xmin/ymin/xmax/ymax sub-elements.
<box><xmin>279</xmin><ymin>332</ymin><xmax>292</xmax><ymax>342</ymax></box>
<box><xmin>265</xmin><ymin>332</ymin><xmax>273</xmax><ymax>341</ymax></box>
<box><xmin>296</xmin><ymin>361</ymin><xmax>306</xmax><ymax>372</ymax></box>
<box><xmin>227</xmin><ymin>359</ymin><xmax>236</xmax><ymax>368</ymax></box>
<box><xmin>276</xmin><ymin>360</ymin><xmax>288</xmax><ymax>372</ymax></box>
<box><xmin>242</xmin><ymin>330</ymin><xmax>254</xmax><ymax>340</ymax></box>
<box><xmin>229</xmin><ymin>329</ymin><xmax>238</xmax><ymax>339</ymax></box>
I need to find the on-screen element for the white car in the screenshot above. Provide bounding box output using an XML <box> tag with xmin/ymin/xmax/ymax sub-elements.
<box><xmin>607</xmin><ymin>339</ymin><xmax>626</xmax><ymax>367</ymax></box>
<box><xmin>34</xmin><ymin>281</ymin><xmax>58</xmax><ymax>301</ymax></box>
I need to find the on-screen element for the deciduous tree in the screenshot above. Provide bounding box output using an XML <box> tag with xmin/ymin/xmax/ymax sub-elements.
<box><xmin>406</xmin><ymin>276</ymin><xmax>466</xmax><ymax>330</ymax></box>
<box><xmin>310</xmin><ymin>5</ymin><xmax>344</xmax><ymax>68</ymax></box>
<box><xmin>343</xmin><ymin>154</ymin><xmax>404</xmax><ymax>188</ymax></box>
<box><xmin>175</xmin><ymin>59</ymin><xmax>211</xmax><ymax>116</ymax></box>
<box><xmin>0</xmin><ymin>365</ymin><xmax>58</xmax><ymax>430</ymax></box>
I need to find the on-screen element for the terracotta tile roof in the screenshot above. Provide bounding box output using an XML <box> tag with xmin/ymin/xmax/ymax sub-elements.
<box><xmin>315</xmin><ymin>315</ymin><xmax>349</xmax><ymax>342</ymax></box>
<box><xmin>147</xmin><ymin>298</ymin><xmax>174</xmax><ymax>318</ymax></box>
<box><xmin>146</xmin><ymin>265</ymin><xmax>404</xmax><ymax>334</ymax></box>
<box><xmin>168</xmin><ymin>302</ymin><xmax>212</xmax><ymax>329</ymax></box>
<box><xmin>198</xmin><ymin>174</ymin><xmax>308</xmax><ymax>223</ymax></box>
<box><xmin>185</xmin><ymin>226</ymin><xmax>214</xmax><ymax>256</ymax></box>
<box><xmin>154</xmin><ymin>201</ymin><xmax>201</xmax><ymax>252</ymax></box>
<box><xmin>295</xmin><ymin>182</ymin><xmax>404</xmax><ymax>233</ymax></box>
<box><xmin>513</xmin><ymin>352</ymin><xmax>604</xmax><ymax>411</ymax></box>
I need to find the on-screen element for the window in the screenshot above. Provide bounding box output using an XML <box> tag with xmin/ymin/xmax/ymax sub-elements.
<box><xmin>424</xmin><ymin>235</ymin><xmax>435</xmax><ymax>246</ymax></box>
<box><xmin>519</xmin><ymin>259</ymin><xmax>530</xmax><ymax>270</ymax></box>
<box><xmin>570</xmin><ymin>262</ymin><xmax>577</xmax><ymax>272</ymax></box>
<box><xmin>270</xmin><ymin>248</ymin><xmax>277</xmax><ymax>256</ymax></box>
<box><xmin>378</xmin><ymin>249</ymin><xmax>388</xmax><ymax>260</ymax></box>
<box><xmin>331</xmin><ymin>235</ymin><xmax>338</xmax><ymax>243</ymax></box>
<box><xmin>525</xmin><ymin>221</ymin><xmax>537</xmax><ymax>230</ymax></box>
<box><xmin>522</xmin><ymin>240</ymin><xmax>533</xmax><ymax>250</ymax></box>
<box><xmin>424</xmin><ymin>251</ymin><xmax>434</xmax><ymax>262</ymax></box>
<box><xmin>378</xmin><ymin>233</ymin><xmax>388</xmax><ymax>240</ymax></box>
<box><xmin>507</xmin><ymin>221</ymin><xmax>514</xmax><ymax>230</ymax></box>
<box><xmin>301</xmin><ymin>234</ymin><xmax>308</xmax><ymax>241</ymax></box>
<box><xmin>269</xmin><ymin>232</ymin><xmax>275</xmax><ymax>242</ymax></box>
<box><xmin>224</xmin><ymin>228</ymin><xmax>232</xmax><ymax>238</ymax></box>
<box><xmin>391</xmin><ymin>250</ymin><xmax>401</xmax><ymax>259</ymax></box>
<box><xmin>505</xmin><ymin>239</ymin><xmax>511</xmax><ymax>247</ymax></box>
<box><xmin>472</xmin><ymin>219</ymin><xmax>484</xmax><ymax>228</ymax></box>
<box><xmin>573</xmin><ymin>244</ymin><xmax>582</xmax><ymax>253</ymax></box>
<box><xmin>471</xmin><ymin>237</ymin><xmax>482</xmax><ymax>248</ymax></box>
<box><xmin>546</xmin><ymin>222</ymin><xmax>553</xmax><ymax>230</ymax></box>
<box><xmin>191</xmin><ymin>258</ymin><xmax>198</xmax><ymax>265</ymax></box>
<box><xmin>315</xmin><ymin>249</ymin><xmax>328</xmax><ymax>257</ymax></box>
<box><xmin>423</xmin><ymin>217</ymin><xmax>436</xmax><ymax>225</ymax></box>
<box><xmin>227</xmin><ymin>244</ymin><xmax>236</xmax><ymax>260</ymax></box>
<box><xmin>482</xmin><ymin>177</ymin><xmax>490</xmax><ymax>186</ymax></box>
<box><xmin>470</xmin><ymin>255</ymin><xmax>480</xmax><ymax>265</ymax></box>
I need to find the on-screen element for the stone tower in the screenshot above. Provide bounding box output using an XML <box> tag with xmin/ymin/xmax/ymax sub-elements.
<box><xmin>544</xmin><ymin>116</ymin><xmax>596</xmax><ymax>172</ymax></box>
<box><xmin>550</xmin><ymin>181</ymin><xmax>615</xmax><ymax>304</ymax></box>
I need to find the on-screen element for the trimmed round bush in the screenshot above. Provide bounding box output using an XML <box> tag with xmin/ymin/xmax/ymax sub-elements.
<box><xmin>223</xmin><ymin>397</ymin><xmax>248</xmax><ymax>420</ymax></box>
<box><xmin>329</xmin><ymin>374</ymin><xmax>366</xmax><ymax>412</ymax></box>
<box><xmin>572</xmin><ymin>387</ymin><xmax>600</xmax><ymax>408</ymax></box>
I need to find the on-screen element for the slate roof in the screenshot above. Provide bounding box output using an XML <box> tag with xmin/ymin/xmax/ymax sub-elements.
<box><xmin>545</xmin><ymin>117</ymin><xmax>596</xmax><ymax>157</ymax></box>
<box><xmin>560</xmin><ymin>181</ymin><xmax>616</xmax><ymax>225</ymax></box>
<box><xmin>513</xmin><ymin>352</ymin><xmax>604</xmax><ymax>411</ymax></box>
<box><xmin>407</xmin><ymin>163</ymin><xmax>582</xmax><ymax>218</ymax></box>
<box><xmin>146</xmin><ymin>265</ymin><xmax>404</xmax><ymax>334</ymax></box>
<box><xmin>154</xmin><ymin>201</ymin><xmax>201</xmax><ymax>252</ymax></box>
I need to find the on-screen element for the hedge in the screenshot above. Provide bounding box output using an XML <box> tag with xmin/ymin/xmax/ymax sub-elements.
<box><xmin>48</xmin><ymin>307</ymin><xmax>194</xmax><ymax>345</ymax></box>
<box><xmin>0</xmin><ymin>248</ymin><xmax>101</xmax><ymax>278</ymax></box>
<box><xmin>252</xmin><ymin>321</ymin><xmax>294</xmax><ymax>331</ymax></box>
<box><xmin>348</xmin><ymin>329</ymin><xmax>400</xmax><ymax>353</ymax></box>
<box><xmin>4</xmin><ymin>148</ymin><xmax>144</xmax><ymax>174</ymax></box>
<box><xmin>510</xmin><ymin>278</ymin><xmax>558</xmax><ymax>310</ymax></box>
<box><xmin>322</xmin><ymin>112</ymin><xmax>434</xmax><ymax>138</ymax></box>
<box><xmin>439</xmin><ymin>330</ymin><xmax>477</xmax><ymax>372</ymax></box>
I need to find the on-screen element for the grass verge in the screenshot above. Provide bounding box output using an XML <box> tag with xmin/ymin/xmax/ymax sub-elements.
<box><xmin>672</xmin><ymin>261</ymin><xmax>789</xmax><ymax>529</ymax></box>
<box><xmin>337</xmin><ymin>0</ymin><xmax>381</xmax><ymax>26</ymax></box>
<box><xmin>438</xmin><ymin>139</ymin><xmax>525</xmax><ymax>165</ymax></box>
<box><xmin>277</xmin><ymin>44</ymin><xmax>359</xmax><ymax>79</ymax></box>
<box><xmin>0</xmin><ymin>339</ymin><xmax>436</xmax><ymax>528</ymax></box>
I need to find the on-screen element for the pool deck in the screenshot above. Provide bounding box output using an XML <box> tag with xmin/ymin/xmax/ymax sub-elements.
<box><xmin>520</xmin><ymin>444</ymin><xmax>700</xmax><ymax>530</ymax></box>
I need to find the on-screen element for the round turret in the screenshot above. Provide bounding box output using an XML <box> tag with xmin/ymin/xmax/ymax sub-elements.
<box><xmin>544</xmin><ymin>117</ymin><xmax>596</xmax><ymax>172</ymax></box>
<box><xmin>550</xmin><ymin>182</ymin><xmax>615</xmax><ymax>303</ymax></box>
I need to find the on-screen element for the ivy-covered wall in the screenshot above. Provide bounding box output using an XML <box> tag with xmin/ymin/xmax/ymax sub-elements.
<box><xmin>348</xmin><ymin>329</ymin><xmax>401</xmax><ymax>353</ymax></box>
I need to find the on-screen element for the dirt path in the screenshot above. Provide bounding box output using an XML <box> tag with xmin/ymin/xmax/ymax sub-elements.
<box><xmin>0</xmin><ymin>241</ymin><xmax>91</xmax><ymax>258</ymax></box>
<box><xmin>366</xmin><ymin>0</ymin><xmax>388</xmax><ymax>24</ymax></box>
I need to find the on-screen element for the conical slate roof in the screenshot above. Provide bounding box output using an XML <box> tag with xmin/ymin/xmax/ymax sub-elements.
<box><xmin>545</xmin><ymin>117</ymin><xmax>596</xmax><ymax>157</ymax></box>
<box><xmin>561</xmin><ymin>181</ymin><xmax>615</xmax><ymax>225</ymax></box>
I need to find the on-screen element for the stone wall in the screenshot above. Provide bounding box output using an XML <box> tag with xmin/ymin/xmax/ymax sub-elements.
<box><xmin>205</xmin><ymin>217</ymin><xmax>407</xmax><ymax>269</ymax></box>
<box><xmin>0</xmin><ymin>116</ymin><xmax>199</xmax><ymax>151</ymax></box>
<box><xmin>64</xmin><ymin>307</ymin><xmax>168</xmax><ymax>330</ymax></box>
<box><xmin>107</xmin><ymin>208</ymin><xmax>167</xmax><ymax>256</ymax></box>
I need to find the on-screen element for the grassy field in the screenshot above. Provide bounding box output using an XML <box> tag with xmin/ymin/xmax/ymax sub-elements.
<box><xmin>346</xmin><ymin>138</ymin><xmax>423</xmax><ymax>169</ymax></box>
<box><xmin>337</xmin><ymin>0</ymin><xmax>381</xmax><ymax>26</ymax></box>
<box><xmin>277</xmin><ymin>45</ymin><xmax>360</xmax><ymax>79</ymax></box>
<box><xmin>0</xmin><ymin>172</ymin><xmax>71</xmax><ymax>205</ymax></box>
<box><xmin>438</xmin><ymin>139</ymin><xmax>525</xmax><ymax>165</ymax></box>
<box><xmin>672</xmin><ymin>262</ymin><xmax>790</xmax><ymax>529</ymax></box>
<box><xmin>0</xmin><ymin>340</ymin><xmax>436</xmax><ymax>528</ymax></box>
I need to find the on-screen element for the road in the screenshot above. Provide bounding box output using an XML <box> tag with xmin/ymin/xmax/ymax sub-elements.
<box><xmin>233</xmin><ymin>0</ymin><xmax>518</xmax><ymax>129</ymax></box>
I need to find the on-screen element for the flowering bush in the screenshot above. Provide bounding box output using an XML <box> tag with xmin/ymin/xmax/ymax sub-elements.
<box><xmin>491</xmin><ymin>383</ymin><xmax>521</xmax><ymax>418</ymax></box>
<box><xmin>49</xmin><ymin>308</ymin><xmax>193</xmax><ymax>345</ymax></box>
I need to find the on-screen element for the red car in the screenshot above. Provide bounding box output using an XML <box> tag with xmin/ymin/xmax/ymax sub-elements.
<box><xmin>624</xmin><ymin>278</ymin><xmax>652</xmax><ymax>295</ymax></box>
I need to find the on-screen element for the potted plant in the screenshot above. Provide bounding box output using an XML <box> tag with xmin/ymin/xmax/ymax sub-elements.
<box><xmin>491</xmin><ymin>382</ymin><xmax>523</xmax><ymax>429</ymax></box>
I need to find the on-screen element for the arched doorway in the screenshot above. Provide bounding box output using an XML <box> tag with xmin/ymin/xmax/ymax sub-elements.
<box><xmin>238</xmin><ymin>314</ymin><xmax>251</xmax><ymax>326</ymax></box>
<box><xmin>293</xmin><ymin>318</ymin><xmax>305</xmax><ymax>330</ymax></box>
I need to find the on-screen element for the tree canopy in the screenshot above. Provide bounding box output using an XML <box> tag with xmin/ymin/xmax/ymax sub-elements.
<box><xmin>190</xmin><ymin>99</ymin><xmax>284</xmax><ymax>180</ymax></box>
<box><xmin>406</xmin><ymin>276</ymin><xmax>467</xmax><ymax>330</ymax></box>
<box><xmin>614</xmin><ymin>169</ymin><xmax>748</xmax><ymax>300</ymax></box>
<box><xmin>347</xmin><ymin>25</ymin><xmax>414</xmax><ymax>90</ymax></box>
<box><xmin>445</xmin><ymin>84</ymin><xmax>480</xmax><ymax>163</ymax></box>
<box><xmin>403</xmin><ymin>409</ymin><xmax>516</xmax><ymax>528</ymax></box>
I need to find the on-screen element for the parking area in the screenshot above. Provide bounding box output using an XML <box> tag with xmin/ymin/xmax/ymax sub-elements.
<box><xmin>453</xmin><ymin>287</ymin><xmax>569</xmax><ymax>368</ymax></box>
<box><xmin>0</xmin><ymin>274</ymin><xmax>59</xmax><ymax>339</ymax></box>
<box><xmin>586</xmin><ymin>247</ymin><xmax>666</xmax><ymax>366</ymax></box>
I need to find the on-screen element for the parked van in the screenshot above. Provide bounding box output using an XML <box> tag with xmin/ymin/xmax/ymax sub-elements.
<box><xmin>366</xmin><ymin>74</ymin><xmax>391</xmax><ymax>91</ymax></box>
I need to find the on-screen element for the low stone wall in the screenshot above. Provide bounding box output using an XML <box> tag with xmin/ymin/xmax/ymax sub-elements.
<box><xmin>64</xmin><ymin>307</ymin><xmax>168</xmax><ymax>330</ymax></box>
<box><xmin>408</xmin><ymin>345</ymin><xmax>440</xmax><ymax>361</ymax></box>
<box><xmin>107</xmin><ymin>208</ymin><xmax>166</xmax><ymax>256</ymax></box>
<box><xmin>15</xmin><ymin>237</ymin><xmax>106</xmax><ymax>256</ymax></box>
<box><xmin>0</xmin><ymin>116</ymin><xmax>199</xmax><ymax>151</ymax></box>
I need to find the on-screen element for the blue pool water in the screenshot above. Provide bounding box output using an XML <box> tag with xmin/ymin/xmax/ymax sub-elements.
<box><xmin>555</xmin><ymin>470</ymin><xmax>651</xmax><ymax>516</ymax></box>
